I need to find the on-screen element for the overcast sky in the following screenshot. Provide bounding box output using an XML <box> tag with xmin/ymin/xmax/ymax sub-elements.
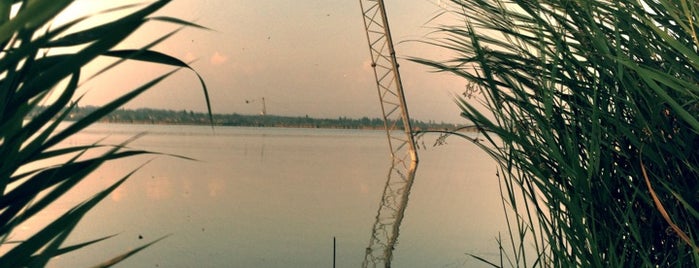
<box><xmin>62</xmin><ymin>0</ymin><xmax>466</xmax><ymax>123</ymax></box>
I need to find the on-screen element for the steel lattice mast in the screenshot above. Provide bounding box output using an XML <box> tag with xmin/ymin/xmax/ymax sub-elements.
<box><xmin>358</xmin><ymin>0</ymin><xmax>419</xmax><ymax>267</ymax></box>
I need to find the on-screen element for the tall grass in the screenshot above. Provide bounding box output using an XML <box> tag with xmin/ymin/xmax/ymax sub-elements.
<box><xmin>0</xmin><ymin>1</ymin><xmax>209</xmax><ymax>266</ymax></box>
<box><xmin>413</xmin><ymin>0</ymin><xmax>699</xmax><ymax>266</ymax></box>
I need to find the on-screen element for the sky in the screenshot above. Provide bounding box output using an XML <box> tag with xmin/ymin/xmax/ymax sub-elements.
<box><xmin>59</xmin><ymin>0</ymin><xmax>467</xmax><ymax>123</ymax></box>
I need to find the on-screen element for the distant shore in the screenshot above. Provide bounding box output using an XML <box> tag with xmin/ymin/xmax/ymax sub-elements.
<box><xmin>37</xmin><ymin>106</ymin><xmax>470</xmax><ymax>131</ymax></box>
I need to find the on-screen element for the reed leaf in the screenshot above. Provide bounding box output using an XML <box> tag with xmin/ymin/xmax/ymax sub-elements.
<box><xmin>0</xmin><ymin>0</ymin><xmax>210</xmax><ymax>266</ymax></box>
<box><xmin>414</xmin><ymin>0</ymin><xmax>699</xmax><ymax>266</ymax></box>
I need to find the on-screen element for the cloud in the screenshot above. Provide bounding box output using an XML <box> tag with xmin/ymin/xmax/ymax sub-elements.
<box><xmin>210</xmin><ymin>51</ymin><xmax>229</xmax><ymax>65</ymax></box>
<box><xmin>230</xmin><ymin>60</ymin><xmax>266</xmax><ymax>76</ymax></box>
<box><xmin>184</xmin><ymin>51</ymin><xmax>196</xmax><ymax>62</ymax></box>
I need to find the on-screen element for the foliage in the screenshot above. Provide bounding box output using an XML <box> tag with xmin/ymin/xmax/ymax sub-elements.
<box><xmin>0</xmin><ymin>0</ymin><xmax>209</xmax><ymax>266</ymax></box>
<box><xmin>32</xmin><ymin>105</ymin><xmax>460</xmax><ymax>130</ymax></box>
<box><xmin>413</xmin><ymin>0</ymin><xmax>699</xmax><ymax>266</ymax></box>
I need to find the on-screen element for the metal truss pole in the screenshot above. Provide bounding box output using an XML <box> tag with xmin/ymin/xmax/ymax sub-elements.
<box><xmin>358</xmin><ymin>0</ymin><xmax>419</xmax><ymax>266</ymax></box>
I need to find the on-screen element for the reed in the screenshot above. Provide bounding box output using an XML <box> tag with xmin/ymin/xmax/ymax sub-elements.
<box><xmin>413</xmin><ymin>0</ymin><xmax>699</xmax><ymax>266</ymax></box>
<box><xmin>0</xmin><ymin>1</ymin><xmax>209</xmax><ymax>266</ymax></box>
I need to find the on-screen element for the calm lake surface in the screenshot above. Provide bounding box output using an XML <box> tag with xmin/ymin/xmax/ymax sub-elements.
<box><xmin>23</xmin><ymin>123</ymin><xmax>508</xmax><ymax>267</ymax></box>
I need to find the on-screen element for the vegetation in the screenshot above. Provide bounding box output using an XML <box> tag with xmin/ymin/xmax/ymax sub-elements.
<box><xmin>30</xmin><ymin>105</ymin><xmax>462</xmax><ymax>130</ymax></box>
<box><xmin>415</xmin><ymin>0</ymin><xmax>699</xmax><ymax>267</ymax></box>
<box><xmin>0</xmin><ymin>0</ymin><xmax>208</xmax><ymax>266</ymax></box>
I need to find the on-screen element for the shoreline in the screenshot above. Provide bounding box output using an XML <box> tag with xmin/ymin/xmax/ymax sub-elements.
<box><xmin>37</xmin><ymin>105</ymin><xmax>468</xmax><ymax>131</ymax></box>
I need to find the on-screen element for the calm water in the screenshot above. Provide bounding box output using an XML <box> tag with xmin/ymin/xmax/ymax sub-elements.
<box><xmin>18</xmin><ymin>123</ymin><xmax>508</xmax><ymax>267</ymax></box>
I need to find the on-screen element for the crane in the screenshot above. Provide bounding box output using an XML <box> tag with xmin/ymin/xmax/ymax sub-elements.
<box><xmin>244</xmin><ymin>97</ymin><xmax>266</xmax><ymax>116</ymax></box>
<box><xmin>358</xmin><ymin>0</ymin><xmax>419</xmax><ymax>267</ymax></box>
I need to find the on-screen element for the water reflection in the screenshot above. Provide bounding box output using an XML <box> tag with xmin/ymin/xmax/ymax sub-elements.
<box><xmin>146</xmin><ymin>176</ymin><xmax>173</xmax><ymax>200</ymax></box>
<box><xmin>207</xmin><ymin>178</ymin><xmax>226</xmax><ymax>198</ymax></box>
<box><xmin>243</xmin><ymin>141</ymin><xmax>266</xmax><ymax>161</ymax></box>
<box><xmin>19</xmin><ymin>123</ymin><xmax>508</xmax><ymax>268</ymax></box>
<box><xmin>363</xmin><ymin>161</ymin><xmax>418</xmax><ymax>267</ymax></box>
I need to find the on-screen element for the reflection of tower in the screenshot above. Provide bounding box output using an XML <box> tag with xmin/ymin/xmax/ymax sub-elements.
<box><xmin>359</xmin><ymin>0</ymin><xmax>419</xmax><ymax>267</ymax></box>
<box><xmin>245</xmin><ymin>97</ymin><xmax>267</xmax><ymax>116</ymax></box>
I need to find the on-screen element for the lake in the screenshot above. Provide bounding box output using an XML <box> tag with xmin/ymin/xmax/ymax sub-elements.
<box><xmin>17</xmin><ymin>123</ymin><xmax>508</xmax><ymax>267</ymax></box>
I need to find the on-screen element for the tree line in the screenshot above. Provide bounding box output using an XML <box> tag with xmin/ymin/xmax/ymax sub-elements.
<box><xmin>41</xmin><ymin>105</ymin><xmax>461</xmax><ymax>130</ymax></box>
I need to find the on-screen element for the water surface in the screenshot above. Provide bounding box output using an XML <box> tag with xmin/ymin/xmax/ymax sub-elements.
<box><xmin>23</xmin><ymin>123</ymin><xmax>507</xmax><ymax>267</ymax></box>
